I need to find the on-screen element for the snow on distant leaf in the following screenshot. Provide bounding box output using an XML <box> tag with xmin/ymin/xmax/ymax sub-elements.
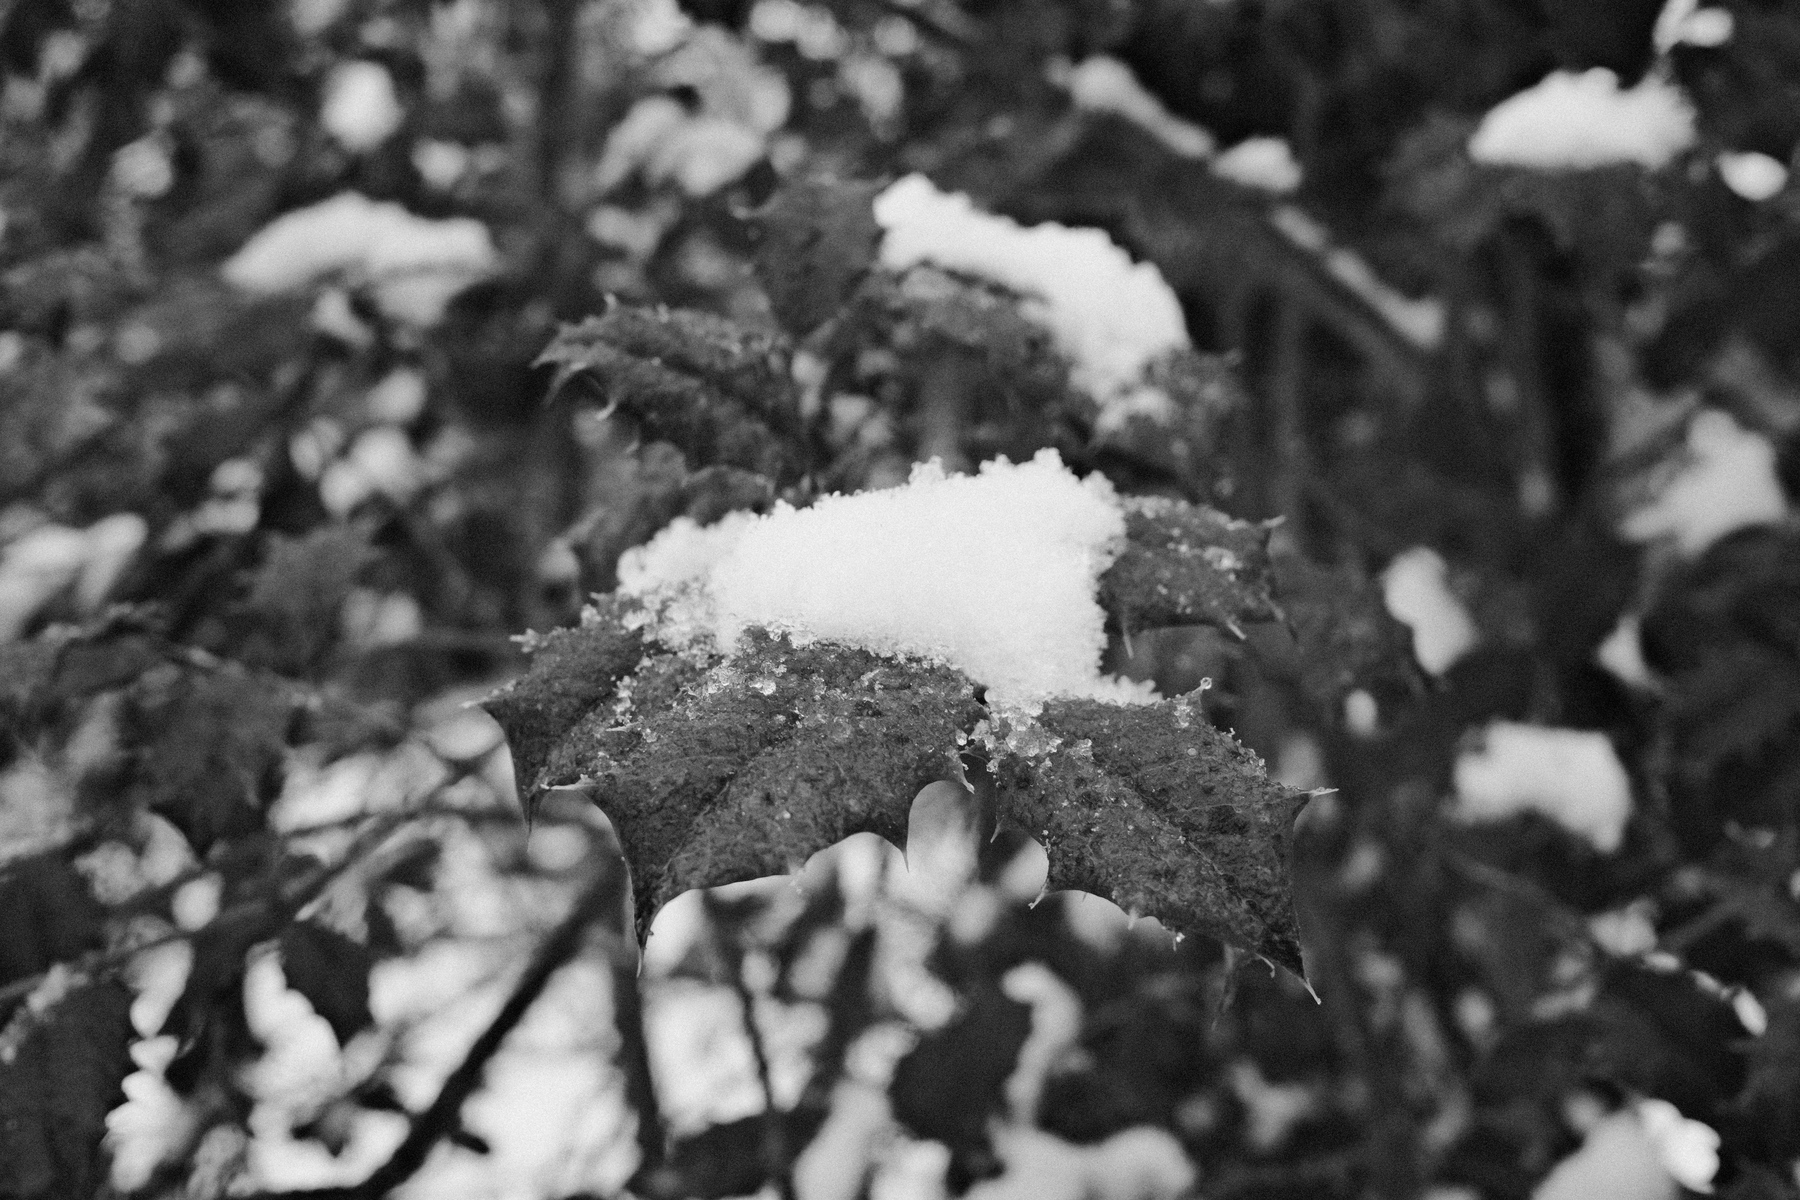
<box><xmin>873</xmin><ymin>175</ymin><xmax>1189</xmax><ymax>431</ymax></box>
<box><xmin>1451</xmin><ymin>722</ymin><xmax>1633</xmax><ymax>853</ymax></box>
<box><xmin>1211</xmin><ymin>137</ymin><xmax>1302</xmax><ymax>194</ymax></box>
<box><xmin>321</xmin><ymin>61</ymin><xmax>405</xmax><ymax>153</ymax></box>
<box><xmin>1717</xmin><ymin>151</ymin><xmax>1788</xmax><ymax>201</ymax></box>
<box><xmin>1620</xmin><ymin>409</ymin><xmax>1788</xmax><ymax>556</ymax></box>
<box><xmin>1654</xmin><ymin>0</ymin><xmax>1734</xmax><ymax>52</ymax></box>
<box><xmin>1633</xmin><ymin>1098</ymin><xmax>1719</xmax><ymax>1193</ymax></box>
<box><xmin>222</xmin><ymin>193</ymin><xmax>498</xmax><ymax>325</ymax></box>
<box><xmin>1381</xmin><ymin>547</ymin><xmax>1478</xmax><ymax>676</ymax></box>
<box><xmin>1468</xmin><ymin>69</ymin><xmax>1696</xmax><ymax>171</ymax></box>
<box><xmin>0</xmin><ymin>513</ymin><xmax>144</xmax><ymax>641</ymax></box>
<box><xmin>618</xmin><ymin>451</ymin><xmax>1144</xmax><ymax>708</ymax></box>
<box><xmin>1063</xmin><ymin>57</ymin><xmax>1215</xmax><ymax>159</ymax></box>
<box><xmin>1532</xmin><ymin>1106</ymin><xmax>1680</xmax><ymax>1200</ymax></box>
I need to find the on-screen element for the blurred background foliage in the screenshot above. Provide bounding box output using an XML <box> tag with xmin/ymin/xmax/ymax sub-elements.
<box><xmin>2</xmin><ymin>0</ymin><xmax>1800</xmax><ymax>1197</ymax></box>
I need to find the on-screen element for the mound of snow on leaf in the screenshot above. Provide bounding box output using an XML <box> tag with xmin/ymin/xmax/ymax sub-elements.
<box><xmin>1469</xmin><ymin>68</ymin><xmax>1696</xmax><ymax>170</ymax></box>
<box><xmin>1451</xmin><ymin>722</ymin><xmax>1633</xmax><ymax>853</ymax></box>
<box><xmin>223</xmin><ymin>193</ymin><xmax>497</xmax><ymax>325</ymax></box>
<box><xmin>1620</xmin><ymin>408</ymin><xmax>1788</xmax><ymax>555</ymax></box>
<box><xmin>1380</xmin><ymin>546</ymin><xmax>1478</xmax><ymax>675</ymax></box>
<box><xmin>619</xmin><ymin>450</ymin><xmax>1151</xmax><ymax>708</ymax></box>
<box><xmin>874</xmin><ymin>174</ymin><xmax>1189</xmax><ymax>431</ymax></box>
<box><xmin>1211</xmin><ymin>137</ymin><xmax>1302</xmax><ymax>193</ymax></box>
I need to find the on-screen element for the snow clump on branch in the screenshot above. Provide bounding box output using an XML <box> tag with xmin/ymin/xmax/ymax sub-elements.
<box><xmin>618</xmin><ymin>449</ymin><xmax>1154</xmax><ymax>709</ymax></box>
<box><xmin>1450</xmin><ymin>722</ymin><xmax>1634</xmax><ymax>853</ymax></box>
<box><xmin>1468</xmin><ymin>68</ymin><xmax>1696</xmax><ymax>171</ymax></box>
<box><xmin>873</xmin><ymin>174</ymin><xmax>1190</xmax><ymax>432</ymax></box>
<box><xmin>222</xmin><ymin>193</ymin><xmax>497</xmax><ymax>325</ymax></box>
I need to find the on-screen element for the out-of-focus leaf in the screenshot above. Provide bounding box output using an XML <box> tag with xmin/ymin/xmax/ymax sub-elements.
<box><xmin>653</xmin><ymin>1105</ymin><xmax>830</xmax><ymax>1200</ymax></box>
<box><xmin>890</xmin><ymin>986</ymin><xmax>1031</xmax><ymax>1168</ymax></box>
<box><xmin>239</xmin><ymin>524</ymin><xmax>376</xmax><ymax>675</ymax></box>
<box><xmin>0</xmin><ymin>855</ymin><xmax>105</xmax><ymax>991</ymax></box>
<box><xmin>1096</xmin><ymin>498</ymin><xmax>1277</xmax><ymax>635</ymax></box>
<box><xmin>125</xmin><ymin>667</ymin><xmax>290</xmax><ymax>854</ymax></box>
<box><xmin>0</xmin><ymin>981</ymin><xmax>134</xmax><ymax>1200</ymax></box>
<box><xmin>278</xmin><ymin>919</ymin><xmax>374</xmax><ymax>1045</ymax></box>
<box><xmin>538</xmin><ymin>307</ymin><xmax>805</xmax><ymax>482</ymax></box>
<box><xmin>747</xmin><ymin>177</ymin><xmax>883</xmax><ymax>337</ymax></box>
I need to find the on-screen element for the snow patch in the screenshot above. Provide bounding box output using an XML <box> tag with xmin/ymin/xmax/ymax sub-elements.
<box><xmin>222</xmin><ymin>193</ymin><xmax>498</xmax><ymax>325</ymax></box>
<box><xmin>1451</xmin><ymin>722</ymin><xmax>1633</xmax><ymax>853</ymax></box>
<box><xmin>1212</xmin><ymin>137</ymin><xmax>1302</xmax><ymax>193</ymax></box>
<box><xmin>1620</xmin><ymin>408</ymin><xmax>1788</xmax><ymax>556</ymax></box>
<box><xmin>1380</xmin><ymin>547</ymin><xmax>1478</xmax><ymax>676</ymax></box>
<box><xmin>1469</xmin><ymin>69</ymin><xmax>1696</xmax><ymax>171</ymax></box>
<box><xmin>1717</xmin><ymin>151</ymin><xmax>1788</xmax><ymax>201</ymax></box>
<box><xmin>1063</xmin><ymin>56</ymin><xmax>1215</xmax><ymax>159</ymax></box>
<box><xmin>321</xmin><ymin>61</ymin><xmax>404</xmax><ymax>153</ymax></box>
<box><xmin>618</xmin><ymin>450</ymin><xmax>1152</xmax><ymax>709</ymax></box>
<box><xmin>1655</xmin><ymin>0</ymin><xmax>1734</xmax><ymax>52</ymax></box>
<box><xmin>874</xmin><ymin>175</ymin><xmax>1190</xmax><ymax>431</ymax></box>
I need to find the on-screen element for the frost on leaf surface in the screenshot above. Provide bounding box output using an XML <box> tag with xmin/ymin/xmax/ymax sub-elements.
<box><xmin>486</xmin><ymin>453</ymin><xmax>1301</xmax><ymax>970</ymax></box>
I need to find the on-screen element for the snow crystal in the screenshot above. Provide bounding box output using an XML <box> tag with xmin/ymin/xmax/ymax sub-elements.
<box><xmin>619</xmin><ymin>450</ymin><xmax>1151</xmax><ymax>708</ymax></box>
<box><xmin>1381</xmin><ymin>547</ymin><xmax>1478</xmax><ymax>676</ymax></box>
<box><xmin>1620</xmin><ymin>409</ymin><xmax>1788</xmax><ymax>556</ymax></box>
<box><xmin>1211</xmin><ymin>137</ymin><xmax>1302</xmax><ymax>193</ymax></box>
<box><xmin>222</xmin><ymin>192</ymin><xmax>497</xmax><ymax>325</ymax></box>
<box><xmin>321</xmin><ymin>61</ymin><xmax>405</xmax><ymax>153</ymax></box>
<box><xmin>1063</xmin><ymin>56</ymin><xmax>1214</xmax><ymax>159</ymax></box>
<box><xmin>873</xmin><ymin>175</ymin><xmax>1190</xmax><ymax>429</ymax></box>
<box><xmin>1718</xmin><ymin>151</ymin><xmax>1788</xmax><ymax>201</ymax></box>
<box><xmin>1468</xmin><ymin>69</ymin><xmax>1696</xmax><ymax>171</ymax></box>
<box><xmin>1451</xmin><ymin>722</ymin><xmax>1633</xmax><ymax>853</ymax></box>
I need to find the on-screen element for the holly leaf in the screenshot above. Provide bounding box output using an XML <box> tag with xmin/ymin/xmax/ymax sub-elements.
<box><xmin>0</xmin><ymin>981</ymin><xmax>134</xmax><ymax>1200</ymax></box>
<box><xmin>1097</xmin><ymin>498</ymin><xmax>1278</xmax><ymax>635</ymax></box>
<box><xmin>537</xmin><ymin>307</ymin><xmax>806</xmax><ymax>483</ymax></box>
<box><xmin>992</xmin><ymin>697</ymin><xmax>1303</xmax><ymax>969</ymax></box>
<box><xmin>279</xmin><ymin>920</ymin><xmax>374</xmax><ymax>1045</ymax></box>
<box><xmin>487</xmin><ymin>618</ymin><xmax>1302</xmax><ymax>970</ymax></box>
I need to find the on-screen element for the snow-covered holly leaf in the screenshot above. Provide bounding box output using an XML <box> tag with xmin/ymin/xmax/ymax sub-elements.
<box><xmin>278</xmin><ymin>920</ymin><xmax>374</xmax><ymax>1045</ymax></box>
<box><xmin>487</xmin><ymin>627</ymin><xmax>1302</xmax><ymax>972</ymax></box>
<box><xmin>0</xmin><ymin>982</ymin><xmax>134</xmax><ymax>1200</ymax></box>
<box><xmin>537</xmin><ymin>307</ymin><xmax>806</xmax><ymax>483</ymax></box>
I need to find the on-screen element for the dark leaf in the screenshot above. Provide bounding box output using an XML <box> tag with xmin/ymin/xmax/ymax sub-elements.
<box><xmin>279</xmin><ymin>920</ymin><xmax>375</xmax><ymax>1045</ymax></box>
<box><xmin>240</xmin><ymin>525</ymin><xmax>377</xmax><ymax>675</ymax></box>
<box><xmin>0</xmin><ymin>981</ymin><xmax>134</xmax><ymax>1200</ymax></box>
<box><xmin>993</xmin><ymin>695</ymin><xmax>1304</xmax><ymax>970</ymax></box>
<box><xmin>125</xmin><ymin>666</ymin><xmax>290</xmax><ymax>854</ymax></box>
<box><xmin>654</xmin><ymin>1105</ymin><xmax>830</xmax><ymax>1200</ymax></box>
<box><xmin>1096</xmin><ymin>498</ymin><xmax>1277</xmax><ymax>635</ymax></box>
<box><xmin>537</xmin><ymin>307</ymin><xmax>805</xmax><ymax>483</ymax></box>
<box><xmin>747</xmin><ymin>177</ymin><xmax>884</xmax><ymax>337</ymax></box>
<box><xmin>890</xmin><ymin>986</ymin><xmax>1032</xmax><ymax>1171</ymax></box>
<box><xmin>0</xmin><ymin>855</ymin><xmax>105</xmax><ymax>992</ymax></box>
